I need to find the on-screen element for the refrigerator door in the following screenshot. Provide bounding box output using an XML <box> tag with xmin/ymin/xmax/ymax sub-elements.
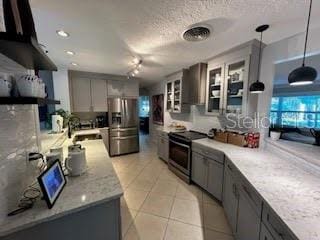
<box><xmin>108</xmin><ymin>98</ymin><xmax>123</xmax><ymax>128</ymax></box>
<box><xmin>122</xmin><ymin>98</ymin><xmax>138</xmax><ymax>128</ymax></box>
<box><xmin>110</xmin><ymin>134</ymin><xmax>139</xmax><ymax>156</ymax></box>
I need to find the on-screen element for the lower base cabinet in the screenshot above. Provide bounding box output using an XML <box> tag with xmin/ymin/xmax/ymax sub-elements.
<box><xmin>157</xmin><ymin>135</ymin><xmax>169</xmax><ymax>162</ymax></box>
<box><xmin>222</xmin><ymin>162</ymin><xmax>239</xmax><ymax>234</ymax></box>
<box><xmin>260</xmin><ymin>223</ymin><xmax>275</xmax><ymax>240</ymax></box>
<box><xmin>191</xmin><ymin>151</ymin><xmax>224</xmax><ymax>201</ymax></box>
<box><xmin>236</xmin><ymin>188</ymin><xmax>261</xmax><ymax>240</ymax></box>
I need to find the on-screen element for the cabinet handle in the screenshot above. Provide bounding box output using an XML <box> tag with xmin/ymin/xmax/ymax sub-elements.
<box><xmin>227</xmin><ymin>164</ymin><xmax>233</xmax><ymax>172</ymax></box>
<box><xmin>266</xmin><ymin>213</ymin><xmax>285</xmax><ymax>240</ymax></box>
<box><xmin>242</xmin><ymin>185</ymin><xmax>253</xmax><ymax>201</ymax></box>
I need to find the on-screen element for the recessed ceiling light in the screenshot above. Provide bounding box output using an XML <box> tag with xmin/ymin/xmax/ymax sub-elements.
<box><xmin>71</xmin><ymin>62</ymin><xmax>78</xmax><ymax>66</ymax></box>
<box><xmin>56</xmin><ymin>30</ymin><xmax>69</xmax><ymax>37</ymax></box>
<box><xmin>65</xmin><ymin>50</ymin><xmax>75</xmax><ymax>55</ymax></box>
<box><xmin>132</xmin><ymin>57</ymin><xmax>140</xmax><ymax>64</ymax></box>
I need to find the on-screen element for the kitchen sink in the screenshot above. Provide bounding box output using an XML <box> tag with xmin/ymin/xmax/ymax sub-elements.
<box><xmin>73</xmin><ymin>133</ymin><xmax>102</xmax><ymax>142</ymax></box>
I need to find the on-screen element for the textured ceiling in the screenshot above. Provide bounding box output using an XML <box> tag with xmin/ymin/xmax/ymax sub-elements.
<box><xmin>29</xmin><ymin>0</ymin><xmax>320</xmax><ymax>86</ymax></box>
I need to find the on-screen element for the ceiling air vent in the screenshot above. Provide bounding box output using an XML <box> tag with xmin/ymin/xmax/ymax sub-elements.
<box><xmin>183</xmin><ymin>26</ymin><xmax>211</xmax><ymax>42</ymax></box>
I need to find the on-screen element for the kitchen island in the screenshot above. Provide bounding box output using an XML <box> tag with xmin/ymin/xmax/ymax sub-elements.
<box><xmin>0</xmin><ymin>135</ymin><xmax>123</xmax><ymax>240</ymax></box>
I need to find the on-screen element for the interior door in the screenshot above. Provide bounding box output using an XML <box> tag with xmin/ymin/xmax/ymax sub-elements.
<box><xmin>91</xmin><ymin>79</ymin><xmax>108</xmax><ymax>112</ymax></box>
<box><xmin>122</xmin><ymin>98</ymin><xmax>138</xmax><ymax>127</ymax></box>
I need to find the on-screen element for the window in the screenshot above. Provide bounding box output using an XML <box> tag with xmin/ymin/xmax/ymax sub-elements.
<box><xmin>270</xmin><ymin>95</ymin><xmax>320</xmax><ymax>128</ymax></box>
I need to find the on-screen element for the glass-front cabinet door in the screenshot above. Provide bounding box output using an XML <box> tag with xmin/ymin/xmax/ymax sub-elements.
<box><xmin>173</xmin><ymin>79</ymin><xmax>181</xmax><ymax>112</ymax></box>
<box><xmin>166</xmin><ymin>81</ymin><xmax>173</xmax><ymax>112</ymax></box>
<box><xmin>206</xmin><ymin>64</ymin><xmax>224</xmax><ymax>115</ymax></box>
<box><xmin>223</xmin><ymin>56</ymin><xmax>249</xmax><ymax>115</ymax></box>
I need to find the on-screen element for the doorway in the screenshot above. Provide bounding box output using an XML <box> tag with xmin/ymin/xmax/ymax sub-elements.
<box><xmin>139</xmin><ymin>96</ymin><xmax>150</xmax><ymax>134</ymax></box>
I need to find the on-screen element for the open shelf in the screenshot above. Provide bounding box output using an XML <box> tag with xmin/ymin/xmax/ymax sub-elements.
<box><xmin>229</xmin><ymin>95</ymin><xmax>243</xmax><ymax>98</ymax></box>
<box><xmin>0</xmin><ymin>97</ymin><xmax>60</xmax><ymax>106</ymax></box>
<box><xmin>0</xmin><ymin>33</ymin><xmax>57</xmax><ymax>71</ymax></box>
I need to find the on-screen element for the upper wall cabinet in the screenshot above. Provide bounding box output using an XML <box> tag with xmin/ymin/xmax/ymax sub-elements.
<box><xmin>166</xmin><ymin>69</ymin><xmax>190</xmax><ymax>113</ymax></box>
<box><xmin>70</xmin><ymin>77</ymin><xmax>108</xmax><ymax>112</ymax></box>
<box><xmin>107</xmin><ymin>80</ymin><xmax>139</xmax><ymax>98</ymax></box>
<box><xmin>205</xmin><ymin>40</ymin><xmax>260</xmax><ymax>117</ymax></box>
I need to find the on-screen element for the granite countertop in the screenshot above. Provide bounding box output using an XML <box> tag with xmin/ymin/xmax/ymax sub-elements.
<box><xmin>193</xmin><ymin>138</ymin><xmax>320</xmax><ymax>240</ymax></box>
<box><xmin>40</xmin><ymin>129</ymin><xmax>67</xmax><ymax>153</ymax></box>
<box><xmin>0</xmin><ymin>131</ymin><xmax>122</xmax><ymax>237</ymax></box>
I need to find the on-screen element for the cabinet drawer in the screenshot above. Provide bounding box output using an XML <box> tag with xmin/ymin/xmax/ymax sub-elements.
<box><xmin>192</xmin><ymin>142</ymin><xmax>224</xmax><ymax>164</ymax></box>
<box><xmin>262</xmin><ymin>204</ymin><xmax>297</xmax><ymax>240</ymax></box>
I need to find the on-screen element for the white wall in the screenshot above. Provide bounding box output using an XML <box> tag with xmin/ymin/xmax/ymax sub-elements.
<box><xmin>53</xmin><ymin>68</ymin><xmax>71</xmax><ymax>112</ymax></box>
<box><xmin>257</xmin><ymin>26</ymin><xmax>320</xmax><ymax>141</ymax></box>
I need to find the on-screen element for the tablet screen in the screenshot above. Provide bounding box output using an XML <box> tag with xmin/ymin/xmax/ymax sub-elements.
<box><xmin>38</xmin><ymin>160</ymin><xmax>66</xmax><ymax>208</ymax></box>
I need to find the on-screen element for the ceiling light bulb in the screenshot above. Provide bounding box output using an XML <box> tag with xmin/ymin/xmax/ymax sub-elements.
<box><xmin>133</xmin><ymin>69</ymin><xmax>139</xmax><ymax>74</ymax></box>
<box><xmin>65</xmin><ymin>50</ymin><xmax>75</xmax><ymax>55</ymax></box>
<box><xmin>137</xmin><ymin>63</ymin><xmax>142</xmax><ymax>69</ymax></box>
<box><xmin>132</xmin><ymin>58</ymin><xmax>140</xmax><ymax>64</ymax></box>
<box><xmin>71</xmin><ymin>62</ymin><xmax>78</xmax><ymax>66</ymax></box>
<box><xmin>131</xmin><ymin>73</ymin><xmax>135</xmax><ymax>77</ymax></box>
<box><xmin>56</xmin><ymin>30</ymin><xmax>69</xmax><ymax>37</ymax></box>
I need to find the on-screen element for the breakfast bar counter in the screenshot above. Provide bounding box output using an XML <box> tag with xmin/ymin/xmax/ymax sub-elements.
<box><xmin>193</xmin><ymin>138</ymin><xmax>320</xmax><ymax>240</ymax></box>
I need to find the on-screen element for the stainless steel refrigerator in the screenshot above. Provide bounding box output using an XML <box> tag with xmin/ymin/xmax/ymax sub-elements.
<box><xmin>107</xmin><ymin>97</ymin><xmax>139</xmax><ymax>156</ymax></box>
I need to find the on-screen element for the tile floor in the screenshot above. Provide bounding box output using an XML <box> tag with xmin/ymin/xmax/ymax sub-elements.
<box><xmin>112</xmin><ymin>135</ymin><xmax>234</xmax><ymax>240</ymax></box>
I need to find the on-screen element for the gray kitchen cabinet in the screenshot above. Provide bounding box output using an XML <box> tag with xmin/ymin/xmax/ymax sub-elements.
<box><xmin>207</xmin><ymin>159</ymin><xmax>223</xmax><ymax>201</ymax></box>
<box><xmin>71</xmin><ymin>77</ymin><xmax>108</xmax><ymax>112</ymax></box>
<box><xmin>71</xmin><ymin>77</ymin><xmax>92</xmax><ymax>112</ymax></box>
<box><xmin>191</xmin><ymin>147</ymin><xmax>224</xmax><ymax>201</ymax></box>
<box><xmin>157</xmin><ymin>131</ymin><xmax>169</xmax><ymax>162</ymax></box>
<box><xmin>108</xmin><ymin>80</ymin><xmax>124</xmax><ymax>97</ymax></box>
<box><xmin>123</xmin><ymin>81</ymin><xmax>139</xmax><ymax>98</ymax></box>
<box><xmin>205</xmin><ymin>40</ymin><xmax>260</xmax><ymax>117</ymax></box>
<box><xmin>222</xmin><ymin>161</ymin><xmax>239</xmax><ymax>234</ymax></box>
<box><xmin>236</xmin><ymin>187</ymin><xmax>261</xmax><ymax>240</ymax></box>
<box><xmin>191</xmin><ymin>152</ymin><xmax>207</xmax><ymax>189</ymax></box>
<box><xmin>91</xmin><ymin>79</ymin><xmax>108</xmax><ymax>112</ymax></box>
<box><xmin>108</xmin><ymin>80</ymin><xmax>139</xmax><ymax>98</ymax></box>
<box><xmin>260</xmin><ymin>223</ymin><xmax>275</xmax><ymax>240</ymax></box>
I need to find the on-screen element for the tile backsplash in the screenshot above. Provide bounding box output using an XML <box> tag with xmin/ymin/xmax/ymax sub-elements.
<box><xmin>0</xmin><ymin>105</ymin><xmax>40</xmax><ymax>218</ymax></box>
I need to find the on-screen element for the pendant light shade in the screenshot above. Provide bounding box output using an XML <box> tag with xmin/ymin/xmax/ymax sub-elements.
<box><xmin>249</xmin><ymin>24</ymin><xmax>269</xmax><ymax>94</ymax></box>
<box><xmin>288</xmin><ymin>0</ymin><xmax>317</xmax><ymax>86</ymax></box>
<box><xmin>249</xmin><ymin>81</ymin><xmax>265</xmax><ymax>93</ymax></box>
<box><xmin>288</xmin><ymin>66</ymin><xmax>317</xmax><ymax>86</ymax></box>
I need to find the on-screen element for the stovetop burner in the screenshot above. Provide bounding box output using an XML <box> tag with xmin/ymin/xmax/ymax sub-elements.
<box><xmin>169</xmin><ymin>130</ymin><xmax>207</xmax><ymax>141</ymax></box>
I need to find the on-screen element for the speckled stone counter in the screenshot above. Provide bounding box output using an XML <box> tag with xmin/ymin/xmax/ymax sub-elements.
<box><xmin>193</xmin><ymin>138</ymin><xmax>320</xmax><ymax>240</ymax></box>
<box><xmin>0</xmin><ymin>136</ymin><xmax>123</xmax><ymax>237</ymax></box>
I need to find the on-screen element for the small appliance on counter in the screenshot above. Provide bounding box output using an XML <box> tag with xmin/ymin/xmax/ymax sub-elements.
<box><xmin>51</xmin><ymin>114</ymin><xmax>63</xmax><ymax>133</ymax></box>
<box><xmin>66</xmin><ymin>145</ymin><xmax>87</xmax><ymax>177</ymax></box>
<box><xmin>95</xmin><ymin>115</ymin><xmax>107</xmax><ymax>128</ymax></box>
<box><xmin>79</xmin><ymin>120</ymin><xmax>95</xmax><ymax>130</ymax></box>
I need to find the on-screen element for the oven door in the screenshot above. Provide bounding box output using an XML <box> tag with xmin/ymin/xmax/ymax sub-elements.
<box><xmin>169</xmin><ymin>138</ymin><xmax>191</xmax><ymax>176</ymax></box>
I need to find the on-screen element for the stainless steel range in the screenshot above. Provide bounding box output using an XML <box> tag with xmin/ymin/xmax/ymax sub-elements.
<box><xmin>168</xmin><ymin>131</ymin><xmax>207</xmax><ymax>183</ymax></box>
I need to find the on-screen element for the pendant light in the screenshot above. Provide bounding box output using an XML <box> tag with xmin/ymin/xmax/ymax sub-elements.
<box><xmin>288</xmin><ymin>0</ymin><xmax>317</xmax><ymax>86</ymax></box>
<box><xmin>249</xmin><ymin>24</ymin><xmax>269</xmax><ymax>94</ymax></box>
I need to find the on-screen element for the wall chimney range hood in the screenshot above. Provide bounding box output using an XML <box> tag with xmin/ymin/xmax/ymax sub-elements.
<box><xmin>188</xmin><ymin>63</ymin><xmax>207</xmax><ymax>105</ymax></box>
<box><xmin>0</xmin><ymin>0</ymin><xmax>57</xmax><ymax>71</ymax></box>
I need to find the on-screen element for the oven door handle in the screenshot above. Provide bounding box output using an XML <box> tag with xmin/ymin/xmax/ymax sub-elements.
<box><xmin>169</xmin><ymin>139</ymin><xmax>191</xmax><ymax>149</ymax></box>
